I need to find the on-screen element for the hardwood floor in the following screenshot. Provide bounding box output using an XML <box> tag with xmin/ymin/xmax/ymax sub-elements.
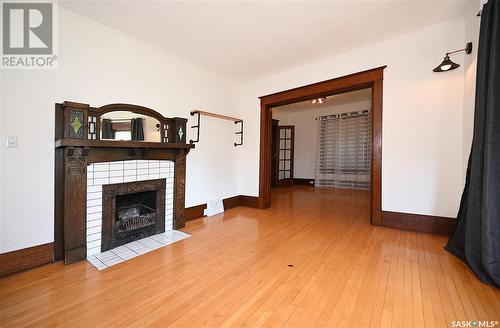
<box><xmin>1</xmin><ymin>186</ymin><xmax>499</xmax><ymax>327</ymax></box>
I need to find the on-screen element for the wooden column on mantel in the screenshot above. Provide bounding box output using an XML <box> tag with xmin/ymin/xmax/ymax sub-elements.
<box><xmin>174</xmin><ymin>148</ymin><xmax>187</xmax><ymax>229</ymax></box>
<box><xmin>54</xmin><ymin>101</ymin><xmax>194</xmax><ymax>264</ymax></box>
<box><xmin>63</xmin><ymin>147</ymin><xmax>88</xmax><ymax>262</ymax></box>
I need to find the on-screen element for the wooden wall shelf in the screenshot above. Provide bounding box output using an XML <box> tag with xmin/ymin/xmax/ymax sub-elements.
<box><xmin>189</xmin><ymin>110</ymin><xmax>244</xmax><ymax>146</ymax></box>
<box><xmin>191</xmin><ymin>110</ymin><xmax>242</xmax><ymax>122</ymax></box>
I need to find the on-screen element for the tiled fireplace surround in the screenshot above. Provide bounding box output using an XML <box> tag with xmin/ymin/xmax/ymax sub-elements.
<box><xmin>86</xmin><ymin>160</ymin><xmax>174</xmax><ymax>257</ymax></box>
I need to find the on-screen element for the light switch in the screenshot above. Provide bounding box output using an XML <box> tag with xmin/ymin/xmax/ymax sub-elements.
<box><xmin>5</xmin><ymin>135</ymin><xmax>18</xmax><ymax>148</ymax></box>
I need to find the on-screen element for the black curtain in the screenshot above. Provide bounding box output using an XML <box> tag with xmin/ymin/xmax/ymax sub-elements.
<box><xmin>131</xmin><ymin>118</ymin><xmax>144</xmax><ymax>141</ymax></box>
<box><xmin>446</xmin><ymin>0</ymin><xmax>500</xmax><ymax>288</ymax></box>
<box><xmin>101</xmin><ymin>119</ymin><xmax>115</xmax><ymax>139</ymax></box>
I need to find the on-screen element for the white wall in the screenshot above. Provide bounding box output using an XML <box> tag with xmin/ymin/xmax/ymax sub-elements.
<box><xmin>273</xmin><ymin>99</ymin><xmax>371</xmax><ymax>179</ymax></box>
<box><xmin>0</xmin><ymin>8</ymin><xmax>242</xmax><ymax>253</ymax></box>
<box><xmin>238</xmin><ymin>18</ymin><xmax>467</xmax><ymax>218</ymax></box>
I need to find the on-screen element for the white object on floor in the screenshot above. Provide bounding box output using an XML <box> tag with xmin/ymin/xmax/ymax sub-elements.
<box><xmin>87</xmin><ymin>230</ymin><xmax>190</xmax><ymax>270</ymax></box>
<box><xmin>205</xmin><ymin>198</ymin><xmax>224</xmax><ymax>216</ymax></box>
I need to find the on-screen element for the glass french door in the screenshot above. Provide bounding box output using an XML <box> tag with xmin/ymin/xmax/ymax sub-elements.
<box><xmin>276</xmin><ymin>125</ymin><xmax>294</xmax><ymax>187</ymax></box>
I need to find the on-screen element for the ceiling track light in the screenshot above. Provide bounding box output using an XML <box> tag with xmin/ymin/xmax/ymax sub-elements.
<box><xmin>311</xmin><ymin>97</ymin><xmax>326</xmax><ymax>104</ymax></box>
<box><xmin>433</xmin><ymin>42</ymin><xmax>473</xmax><ymax>72</ymax></box>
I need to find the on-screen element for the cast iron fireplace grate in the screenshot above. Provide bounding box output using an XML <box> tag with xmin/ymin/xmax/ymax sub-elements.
<box><xmin>101</xmin><ymin>179</ymin><xmax>166</xmax><ymax>252</ymax></box>
<box><xmin>116</xmin><ymin>190</ymin><xmax>157</xmax><ymax>244</ymax></box>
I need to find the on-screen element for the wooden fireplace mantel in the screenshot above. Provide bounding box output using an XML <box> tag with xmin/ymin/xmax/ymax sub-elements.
<box><xmin>55</xmin><ymin>139</ymin><xmax>195</xmax><ymax>150</ymax></box>
<box><xmin>54</xmin><ymin>101</ymin><xmax>194</xmax><ymax>264</ymax></box>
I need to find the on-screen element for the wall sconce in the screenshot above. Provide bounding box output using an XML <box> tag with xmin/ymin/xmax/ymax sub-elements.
<box><xmin>433</xmin><ymin>42</ymin><xmax>473</xmax><ymax>72</ymax></box>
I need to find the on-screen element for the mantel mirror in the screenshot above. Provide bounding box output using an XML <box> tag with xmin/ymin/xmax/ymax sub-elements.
<box><xmin>100</xmin><ymin>111</ymin><xmax>161</xmax><ymax>142</ymax></box>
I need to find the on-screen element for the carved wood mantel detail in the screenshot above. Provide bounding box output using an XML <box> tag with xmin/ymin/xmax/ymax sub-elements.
<box><xmin>54</xmin><ymin>102</ymin><xmax>194</xmax><ymax>264</ymax></box>
<box><xmin>174</xmin><ymin>148</ymin><xmax>186</xmax><ymax>229</ymax></box>
<box><xmin>63</xmin><ymin>147</ymin><xmax>88</xmax><ymax>263</ymax></box>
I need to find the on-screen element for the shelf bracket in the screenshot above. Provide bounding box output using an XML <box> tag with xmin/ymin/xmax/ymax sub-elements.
<box><xmin>234</xmin><ymin>120</ymin><xmax>243</xmax><ymax>147</ymax></box>
<box><xmin>189</xmin><ymin>110</ymin><xmax>243</xmax><ymax>146</ymax></box>
<box><xmin>189</xmin><ymin>111</ymin><xmax>201</xmax><ymax>144</ymax></box>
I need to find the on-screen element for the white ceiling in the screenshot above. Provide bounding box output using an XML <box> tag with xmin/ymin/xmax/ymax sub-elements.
<box><xmin>60</xmin><ymin>1</ymin><xmax>470</xmax><ymax>82</ymax></box>
<box><xmin>273</xmin><ymin>88</ymin><xmax>371</xmax><ymax>113</ymax></box>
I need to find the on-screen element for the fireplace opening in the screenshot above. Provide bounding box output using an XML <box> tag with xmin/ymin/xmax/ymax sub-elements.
<box><xmin>101</xmin><ymin>179</ymin><xmax>166</xmax><ymax>252</ymax></box>
<box><xmin>116</xmin><ymin>190</ymin><xmax>157</xmax><ymax>245</ymax></box>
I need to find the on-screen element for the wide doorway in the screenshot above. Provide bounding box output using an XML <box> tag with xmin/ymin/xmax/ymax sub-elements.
<box><xmin>272</xmin><ymin>88</ymin><xmax>372</xmax><ymax>190</ymax></box>
<box><xmin>258</xmin><ymin>67</ymin><xmax>385</xmax><ymax>225</ymax></box>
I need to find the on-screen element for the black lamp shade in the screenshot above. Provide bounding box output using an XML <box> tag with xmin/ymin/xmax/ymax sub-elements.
<box><xmin>433</xmin><ymin>55</ymin><xmax>460</xmax><ymax>72</ymax></box>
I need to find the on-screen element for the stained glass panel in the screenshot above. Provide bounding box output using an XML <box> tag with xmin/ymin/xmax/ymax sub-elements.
<box><xmin>69</xmin><ymin>110</ymin><xmax>84</xmax><ymax>139</ymax></box>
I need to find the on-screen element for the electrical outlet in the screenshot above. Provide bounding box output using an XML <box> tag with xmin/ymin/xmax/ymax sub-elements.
<box><xmin>5</xmin><ymin>135</ymin><xmax>18</xmax><ymax>148</ymax></box>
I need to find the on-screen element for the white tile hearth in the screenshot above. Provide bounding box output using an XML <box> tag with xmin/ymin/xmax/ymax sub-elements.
<box><xmin>87</xmin><ymin>230</ymin><xmax>190</xmax><ymax>270</ymax></box>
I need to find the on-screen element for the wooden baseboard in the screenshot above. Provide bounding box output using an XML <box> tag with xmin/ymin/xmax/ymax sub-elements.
<box><xmin>185</xmin><ymin>204</ymin><xmax>207</xmax><ymax>221</ymax></box>
<box><xmin>381</xmin><ymin>211</ymin><xmax>454</xmax><ymax>236</ymax></box>
<box><xmin>240</xmin><ymin>195</ymin><xmax>259</xmax><ymax>208</ymax></box>
<box><xmin>293</xmin><ymin>178</ymin><xmax>315</xmax><ymax>186</ymax></box>
<box><xmin>0</xmin><ymin>242</ymin><xmax>54</xmax><ymax>277</ymax></box>
<box><xmin>186</xmin><ymin>195</ymin><xmax>259</xmax><ymax>222</ymax></box>
<box><xmin>223</xmin><ymin>196</ymin><xmax>242</xmax><ymax>210</ymax></box>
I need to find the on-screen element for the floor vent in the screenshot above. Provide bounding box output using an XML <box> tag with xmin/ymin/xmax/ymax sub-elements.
<box><xmin>205</xmin><ymin>199</ymin><xmax>224</xmax><ymax>216</ymax></box>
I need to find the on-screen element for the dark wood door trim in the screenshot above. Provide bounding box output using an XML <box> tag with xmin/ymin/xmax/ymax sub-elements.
<box><xmin>258</xmin><ymin>66</ymin><xmax>386</xmax><ymax>225</ymax></box>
